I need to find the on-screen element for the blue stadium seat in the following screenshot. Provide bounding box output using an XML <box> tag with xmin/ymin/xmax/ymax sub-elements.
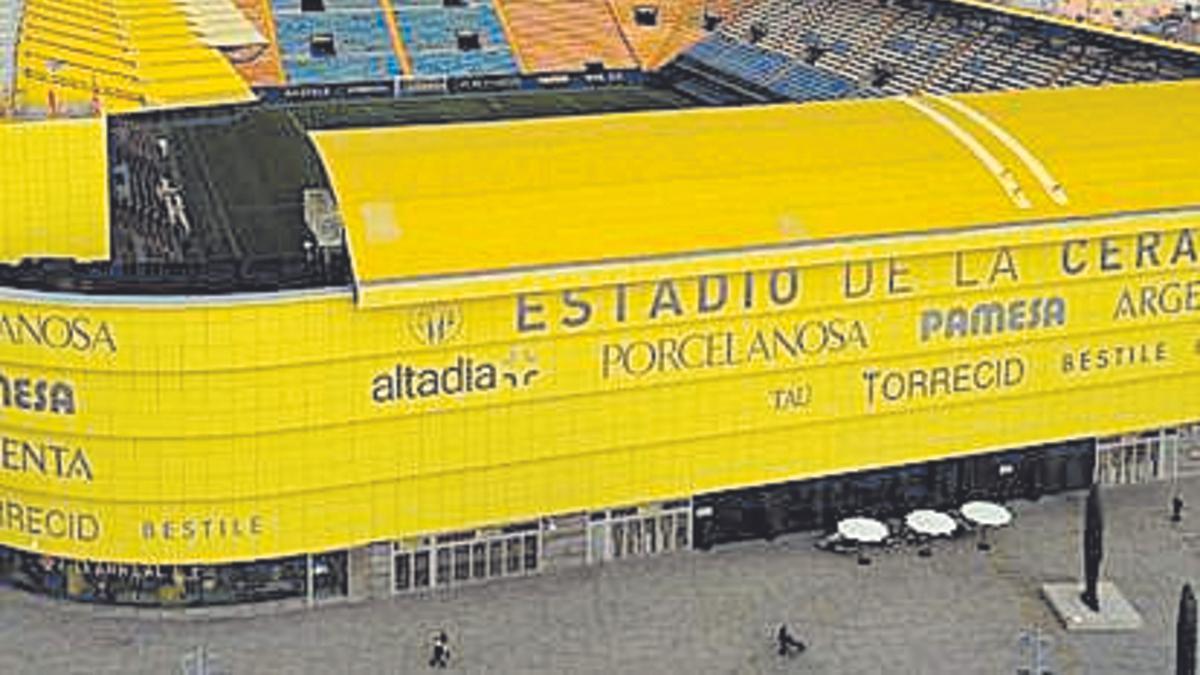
<box><xmin>685</xmin><ymin>35</ymin><xmax>793</xmax><ymax>86</ymax></box>
<box><xmin>394</xmin><ymin>1</ymin><xmax>519</xmax><ymax>77</ymax></box>
<box><xmin>271</xmin><ymin>0</ymin><xmax>400</xmax><ymax>84</ymax></box>
<box><xmin>282</xmin><ymin>54</ymin><xmax>400</xmax><ymax>84</ymax></box>
<box><xmin>768</xmin><ymin>63</ymin><xmax>855</xmax><ymax>101</ymax></box>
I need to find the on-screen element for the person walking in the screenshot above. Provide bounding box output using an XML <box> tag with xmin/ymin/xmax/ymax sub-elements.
<box><xmin>1173</xmin><ymin>495</ymin><xmax>1185</xmax><ymax>523</ymax></box>
<box><xmin>776</xmin><ymin>624</ymin><xmax>806</xmax><ymax>656</ymax></box>
<box><xmin>429</xmin><ymin>631</ymin><xmax>450</xmax><ymax>669</ymax></box>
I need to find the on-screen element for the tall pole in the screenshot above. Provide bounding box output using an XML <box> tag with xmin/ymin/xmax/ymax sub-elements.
<box><xmin>307</xmin><ymin>553</ymin><xmax>315</xmax><ymax>607</ymax></box>
<box><xmin>1081</xmin><ymin>485</ymin><xmax>1104</xmax><ymax>612</ymax></box>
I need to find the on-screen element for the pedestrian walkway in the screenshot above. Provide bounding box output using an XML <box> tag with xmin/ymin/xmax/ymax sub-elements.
<box><xmin>0</xmin><ymin>477</ymin><xmax>1197</xmax><ymax>674</ymax></box>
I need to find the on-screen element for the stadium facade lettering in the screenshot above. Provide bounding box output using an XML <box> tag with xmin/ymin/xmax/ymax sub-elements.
<box><xmin>0</xmin><ymin>435</ymin><xmax>92</xmax><ymax>482</ymax></box>
<box><xmin>1061</xmin><ymin>228</ymin><xmax>1199</xmax><ymax>276</ymax></box>
<box><xmin>1112</xmin><ymin>279</ymin><xmax>1200</xmax><ymax>319</ymax></box>
<box><xmin>1061</xmin><ymin>341</ymin><xmax>1169</xmax><ymax>374</ymax></box>
<box><xmin>0</xmin><ymin>372</ymin><xmax>76</xmax><ymax>415</ymax></box>
<box><xmin>0</xmin><ymin>312</ymin><xmax>116</xmax><ymax>354</ymax></box>
<box><xmin>919</xmin><ymin>296</ymin><xmax>1067</xmax><ymax>342</ymax></box>
<box><xmin>513</xmin><ymin>230</ymin><xmax>1200</xmax><ymax>338</ymax></box>
<box><xmin>600</xmin><ymin>318</ymin><xmax>868</xmax><ymax>380</ymax></box>
<box><xmin>516</xmin><ymin>267</ymin><xmax>805</xmax><ymax>334</ymax></box>
<box><xmin>141</xmin><ymin>515</ymin><xmax>263</xmax><ymax>542</ymax></box>
<box><xmin>0</xmin><ymin>496</ymin><xmax>100</xmax><ymax>542</ymax></box>
<box><xmin>370</xmin><ymin>355</ymin><xmax>541</xmax><ymax>405</ymax></box>
<box><xmin>862</xmin><ymin>356</ymin><xmax>1027</xmax><ymax>407</ymax></box>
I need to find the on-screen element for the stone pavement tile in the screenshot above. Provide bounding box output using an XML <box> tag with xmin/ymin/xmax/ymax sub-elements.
<box><xmin>0</xmin><ymin>477</ymin><xmax>1198</xmax><ymax>674</ymax></box>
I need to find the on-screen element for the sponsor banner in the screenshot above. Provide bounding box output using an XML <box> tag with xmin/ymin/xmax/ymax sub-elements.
<box><xmin>251</xmin><ymin>69</ymin><xmax>644</xmax><ymax>104</ymax></box>
<box><xmin>1</xmin><ymin>367</ymin><xmax>1198</xmax><ymax>563</ymax></box>
<box><xmin>1</xmin><ymin>318</ymin><xmax>1197</xmax><ymax>501</ymax></box>
<box><xmin>1</xmin><ymin>271</ymin><xmax>1198</xmax><ymax>437</ymax></box>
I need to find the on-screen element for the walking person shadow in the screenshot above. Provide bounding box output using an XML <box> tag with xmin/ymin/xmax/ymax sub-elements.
<box><xmin>777</xmin><ymin>623</ymin><xmax>807</xmax><ymax>657</ymax></box>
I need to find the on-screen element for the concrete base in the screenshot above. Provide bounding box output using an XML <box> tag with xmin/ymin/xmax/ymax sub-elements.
<box><xmin>1041</xmin><ymin>582</ymin><xmax>1142</xmax><ymax>632</ymax></box>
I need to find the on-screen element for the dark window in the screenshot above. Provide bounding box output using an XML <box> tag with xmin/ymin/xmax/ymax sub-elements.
<box><xmin>301</xmin><ymin>0</ymin><xmax>325</xmax><ymax>11</ymax></box>
<box><xmin>489</xmin><ymin>541</ymin><xmax>504</xmax><ymax>577</ymax></box>
<box><xmin>634</xmin><ymin>5</ymin><xmax>659</xmax><ymax>26</ymax></box>
<box><xmin>501</xmin><ymin>520</ymin><xmax>540</xmax><ymax>534</ymax></box>
<box><xmin>394</xmin><ymin>554</ymin><xmax>410</xmax><ymax>592</ymax></box>
<box><xmin>413</xmin><ymin>551</ymin><xmax>430</xmax><ymax>588</ymax></box>
<box><xmin>453</xmin><ymin>544</ymin><xmax>470</xmax><ymax>581</ymax></box>
<box><xmin>435</xmin><ymin>548</ymin><xmax>451</xmax><ymax>586</ymax></box>
<box><xmin>457</xmin><ymin>31</ymin><xmax>481</xmax><ymax>52</ymax></box>
<box><xmin>311</xmin><ymin>34</ymin><xmax>336</xmax><ymax>58</ymax></box>
<box><xmin>523</xmin><ymin>534</ymin><xmax>538</xmax><ymax>571</ymax></box>
<box><xmin>435</xmin><ymin>530</ymin><xmax>475</xmax><ymax>545</ymax></box>
<box><xmin>506</xmin><ymin>538</ymin><xmax>522</xmax><ymax>574</ymax></box>
<box><xmin>471</xmin><ymin>543</ymin><xmax>487</xmax><ymax>579</ymax></box>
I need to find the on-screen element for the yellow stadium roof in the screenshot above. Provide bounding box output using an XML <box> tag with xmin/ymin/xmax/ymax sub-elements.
<box><xmin>0</xmin><ymin>119</ymin><xmax>109</xmax><ymax>264</ymax></box>
<box><xmin>310</xmin><ymin>80</ymin><xmax>1200</xmax><ymax>304</ymax></box>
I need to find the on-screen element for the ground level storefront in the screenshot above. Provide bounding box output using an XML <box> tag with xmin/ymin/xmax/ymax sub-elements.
<box><xmin>0</xmin><ymin>418</ymin><xmax>1194</xmax><ymax>609</ymax></box>
<box><xmin>0</xmin><ymin>548</ymin><xmax>351</xmax><ymax>608</ymax></box>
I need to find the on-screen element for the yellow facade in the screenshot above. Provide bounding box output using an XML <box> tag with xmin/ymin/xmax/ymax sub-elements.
<box><xmin>2</xmin><ymin>210</ymin><xmax>1199</xmax><ymax>563</ymax></box>
<box><xmin>0</xmin><ymin>119</ymin><xmax>109</xmax><ymax>263</ymax></box>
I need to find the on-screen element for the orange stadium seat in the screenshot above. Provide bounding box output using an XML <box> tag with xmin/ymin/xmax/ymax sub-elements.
<box><xmin>225</xmin><ymin>0</ymin><xmax>285</xmax><ymax>86</ymax></box>
<box><xmin>497</xmin><ymin>0</ymin><xmax>637</xmax><ymax>73</ymax></box>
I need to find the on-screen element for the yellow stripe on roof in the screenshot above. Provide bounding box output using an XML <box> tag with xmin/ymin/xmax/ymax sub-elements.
<box><xmin>310</xmin><ymin>80</ymin><xmax>1200</xmax><ymax>299</ymax></box>
<box><xmin>0</xmin><ymin>118</ymin><xmax>109</xmax><ymax>264</ymax></box>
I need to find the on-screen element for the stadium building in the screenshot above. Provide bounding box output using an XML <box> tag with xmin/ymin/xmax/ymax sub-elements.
<box><xmin>0</xmin><ymin>0</ymin><xmax>1199</xmax><ymax>609</ymax></box>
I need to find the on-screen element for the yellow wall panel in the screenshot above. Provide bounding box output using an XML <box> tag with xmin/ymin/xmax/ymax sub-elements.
<box><xmin>0</xmin><ymin>119</ymin><xmax>109</xmax><ymax>263</ymax></box>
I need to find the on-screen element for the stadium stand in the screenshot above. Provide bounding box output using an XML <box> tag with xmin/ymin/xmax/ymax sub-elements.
<box><xmin>14</xmin><ymin>0</ymin><xmax>255</xmax><ymax>114</ymax></box>
<box><xmin>496</xmin><ymin>0</ymin><xmax>637</xmax><ymax>73</ymax></box>
<box><xmin>226</xmin><ymin>0</ymin><xmax>286</xmax><ymax>85</ymax></box>
<box><xmin>393</xmin><ymin>0</ymin><xmax>519</xmax><ymax>77</ymax></box>
<box><xmin>606</xmin><ymin>0</ymin><xmax>758</xmax><ymax>69</ymax></box>
<box><xmin>271</xmin><ymin>0</ymin><xmax>401</xmax><ymax>84</ymax></box>
<box><xmin>182</xmin><ymin>0</ymin><xmax>267</xmax><ymax>48</ymax></box>
<box><xmin>663</xmin><ymin>0</ymin><xmax>1200</xmax><ymax>103</ymax></box>
<box><xmin>100</xmin><ymin>104</ymin><xmax>349</xmax><ymax>291</ymax></box>
<box><xmin>0</xmin><ymin>0</ymin><xmax>17</xmax><ymax>112</ymax></box>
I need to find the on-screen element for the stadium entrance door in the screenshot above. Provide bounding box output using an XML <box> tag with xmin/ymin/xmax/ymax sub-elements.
<box><xmin>587</xmin><ymin>501</ymin><xmax>692</xmax><ymax>564</ymax></box>
<box><xmin>1096</xmin><ymin>430</ymin><xmax>1174</xmax><ymax>485</ymax></box>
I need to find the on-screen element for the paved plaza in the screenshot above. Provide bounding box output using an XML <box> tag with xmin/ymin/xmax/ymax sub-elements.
<box><xmin>2</xmin><ymin>477</ymin><xmax>1198</xmax><ymax>675</ymax></box>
